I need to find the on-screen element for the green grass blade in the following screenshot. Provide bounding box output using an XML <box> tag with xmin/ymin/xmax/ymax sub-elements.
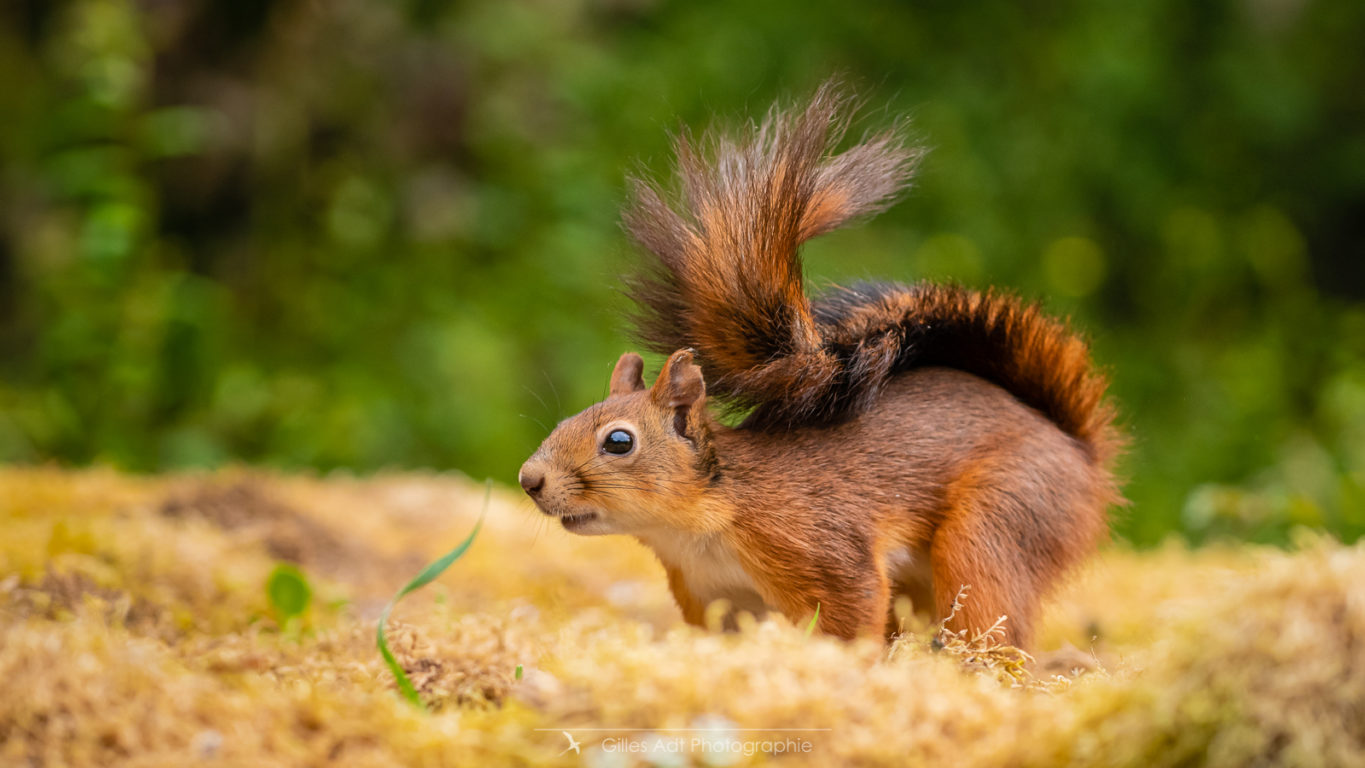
<box><xmin>376</xmin><ymin>480</ymin><xmax>490</xmax><ymax>708</ymax></box>
<box><xmin>805</xmin><ymin>602</ymin><xmax>821</xmax><ymax>638</ymax></box>
<box><xmin>376</xmin><ymin>601</ymin><xmax>423</xmax><ymax>706</ymax></box>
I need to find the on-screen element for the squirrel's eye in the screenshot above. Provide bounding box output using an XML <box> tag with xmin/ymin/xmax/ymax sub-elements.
<box><xmin>602</xmin><ymin>429</ymin><xmax>635</xmax><ymax>455</ymax></box>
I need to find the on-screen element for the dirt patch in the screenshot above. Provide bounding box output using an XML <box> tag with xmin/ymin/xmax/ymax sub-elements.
<box><xmin>157</xmin><ymin>480</ymin><xmax>427</xmax><ymax>606</ymax></box>
<box><xmin>1</xmin><ymin>568</ymin><xmax>165</xmax><ymax>634</ymax></box>
<box><xmin>160</xmin><ymin>481</ymin><xmax>348</xmax><ymax>566</ymax></box>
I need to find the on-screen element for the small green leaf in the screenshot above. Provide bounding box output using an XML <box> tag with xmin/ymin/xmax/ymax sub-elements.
<box><xmin>805</xmin><ymin>603</ymin><xmax>821</xmax><ymax>638</ymax></box>
<box><xmin>267</xmin><ymin>563</ymin><xmax>312</xmax><ymax>620</ymax></box>
<box><xmin>515</xmin><ymin>664</ymin><xmax>523</xmax><ymax>680</ymax></box>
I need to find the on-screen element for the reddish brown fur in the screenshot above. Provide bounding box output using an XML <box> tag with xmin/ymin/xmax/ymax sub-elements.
<box><xmin>519</xmin><ymin>84</ymin><xmax>1123</xmax><ymax>648</ymax></box>
<box><xmin>625</xmin><ymin>81</ymin><xmax>923</xmax><ymax>400</ymax></box>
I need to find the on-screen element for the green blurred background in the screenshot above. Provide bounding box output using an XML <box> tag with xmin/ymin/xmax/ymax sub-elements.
<box><xmin>1</xmin><ymin>0</ymin><xmax>1363</xmax><ymax>545</ymax></box>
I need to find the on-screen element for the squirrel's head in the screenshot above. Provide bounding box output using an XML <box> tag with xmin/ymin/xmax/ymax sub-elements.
<box><xmin>518</xmin><ymin>349</ymin><xmax>719</xmax><ymax>536</ymax></box>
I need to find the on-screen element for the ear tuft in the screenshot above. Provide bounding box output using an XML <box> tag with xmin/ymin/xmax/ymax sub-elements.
<box><xmin>610</xmin><ymin>352</ymin><xmax>646</xmax><ymax>396</ymax></box>
<box><xmin>652</xmin><ymin>349</ymin><xmax>705</xmax><ymax>410</ymax></box>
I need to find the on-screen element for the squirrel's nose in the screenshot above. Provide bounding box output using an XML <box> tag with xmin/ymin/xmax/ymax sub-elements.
<box><xmin>519</xmin><ymin>466</ymin><xmax>546</xmax><ymax>497</ymax></box>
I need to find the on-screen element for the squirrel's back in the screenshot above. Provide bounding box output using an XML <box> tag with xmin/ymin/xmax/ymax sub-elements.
<box><xmin>624</xmin><ymin>82</ymin><xmax>1120</xmax><ymax>468</ymax></box>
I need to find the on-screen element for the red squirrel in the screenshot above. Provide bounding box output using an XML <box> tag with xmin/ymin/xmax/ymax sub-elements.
<box><xmin>518</xmin><ymin>83</ymin><xmax>1123</xmax><ymax>648</ymax></box>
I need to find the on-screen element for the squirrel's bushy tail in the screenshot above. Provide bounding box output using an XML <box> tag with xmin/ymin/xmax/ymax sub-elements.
<box><xmin>624</xmin><ymin>82</ymin><xmax>1119</xmax><ymax>464</ymax></box>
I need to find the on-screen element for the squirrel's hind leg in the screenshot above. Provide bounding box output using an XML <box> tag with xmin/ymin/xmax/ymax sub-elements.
<box><xmin>929</xmin><ymin>496</ymin><xmax>1040</xmax><ymax>649</ymax></box>
<box><xmin>930</xmin><ymin>441</ymin><xmax>1110</xmax><ymax>649</ymax></box>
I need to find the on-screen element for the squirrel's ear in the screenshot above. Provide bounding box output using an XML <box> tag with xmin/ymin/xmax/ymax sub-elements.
<box><xmin>652</xmin><ymin>349</ymin><xmax>705</xmax><ymax>412</ymax></box>
<box><xmin>610</xmin><ymin>352</ymin><xmax>646</xmax><ymax>396</ymax></box>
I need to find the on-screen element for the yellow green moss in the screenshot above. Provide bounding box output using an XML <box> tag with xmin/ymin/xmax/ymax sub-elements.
<box><xmin>1</xmin><ymin>468</ymin><xmax>1361</xmax><ymax>766</ymax></box>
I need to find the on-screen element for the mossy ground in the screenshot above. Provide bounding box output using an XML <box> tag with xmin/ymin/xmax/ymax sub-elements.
<box><xmin>2</xmin><ymin>468</ymin><xmax>1362</xmax><ymax>767</ymax></box>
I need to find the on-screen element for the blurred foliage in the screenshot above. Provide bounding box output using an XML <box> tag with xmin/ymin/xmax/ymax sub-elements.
<box><xmin>0</xmin><ymin>0</ymin><xmax>1362</xmax><ymax>545</ymax></box>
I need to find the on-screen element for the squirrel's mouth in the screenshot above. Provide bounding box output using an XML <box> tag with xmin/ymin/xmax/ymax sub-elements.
<box><xmin>559</xmin><ymin>511</ymin><xmax>599</xmax><ymax>531</ymax></box>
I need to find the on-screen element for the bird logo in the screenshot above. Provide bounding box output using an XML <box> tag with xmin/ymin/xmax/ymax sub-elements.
<box><xmin>559</xmin><ymin>731</ymin><xmax>582</xmax><ymax>756</ymax></box>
